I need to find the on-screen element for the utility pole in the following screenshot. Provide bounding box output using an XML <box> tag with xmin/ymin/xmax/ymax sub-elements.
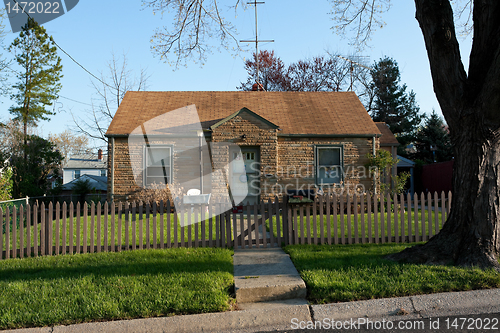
<box><xmin>240</xmin><ymin>1</ymin><xmax>274</xmax><ymax>89</ymax></box>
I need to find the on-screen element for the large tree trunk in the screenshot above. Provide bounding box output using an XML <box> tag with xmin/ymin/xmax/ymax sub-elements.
<box><xmin>388</xmin><ymin>118</ymin><xmax>500</xmax><ymax>269</ymax></box>
<box><xmin>388</xmin><ymin>0</ymin><xmax>500</xmax><ymax>269</ymax></box>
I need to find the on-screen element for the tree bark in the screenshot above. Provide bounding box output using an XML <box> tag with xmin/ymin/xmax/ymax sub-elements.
<box><xmin>388</xmin><ymin>0</ymin><xmax>500</xmax><ymax>269</ymax></box>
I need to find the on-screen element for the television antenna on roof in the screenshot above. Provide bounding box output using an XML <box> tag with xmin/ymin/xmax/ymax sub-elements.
<box><xmin>240</xmin><ymin>0</ymin><xmax>274</xmax><ymax>90</ymax></box>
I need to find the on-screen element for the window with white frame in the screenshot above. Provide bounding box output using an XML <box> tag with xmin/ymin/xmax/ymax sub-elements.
<box><xmin>315</xmin><ymin>146</ymin><xmax>343</xmax><ymax>185</ymax></box>
<box><xmin>144</xmin><ymin>145</ymin><xmax>172</xmax><ymax>186</ymax></box>
<box><xmin>74</xmin><ymin>170</ymin><xmax>81</xmax><ymax>179</ymax></box>
<box><xmin>100</xmin><ymin>170</ymin><xmax>106</xmax><ymax>177</ymax></box>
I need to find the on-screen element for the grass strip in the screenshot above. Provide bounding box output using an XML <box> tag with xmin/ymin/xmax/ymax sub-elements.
<box><xmin>284</xmin><ymin>243</ymin><xmax>500</xmax><ymax>304</ymax></box>
<box><xmin>0</xmin><ymin>248</ymin><xmax>234</xmax><ymax>330</ymax></box>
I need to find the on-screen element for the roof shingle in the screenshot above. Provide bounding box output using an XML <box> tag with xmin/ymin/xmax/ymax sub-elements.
<box><xmin>106</xmin><ymin>91</ymin><xmax>381</xmax><ymax>136</ymax></box>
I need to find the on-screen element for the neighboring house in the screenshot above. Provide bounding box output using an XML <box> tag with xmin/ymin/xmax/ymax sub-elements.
<box><xmin>105</xmin><ymin>91</ymin><xmax>383</xmax><ymax>203</ymax></box>
<box><xmin>375</xmin><ymin>122</ymin><xmax>400</xmax><ymax>184</ymax></box>
<box><xmin>61</xmin><ymin>174</ymin><xmax>107</xmax><ymax>199</ymax></box>
<box><xmin>62</xmin><ymin>150</ymin><xmax>107</xmax><ymax>184</ymax></box>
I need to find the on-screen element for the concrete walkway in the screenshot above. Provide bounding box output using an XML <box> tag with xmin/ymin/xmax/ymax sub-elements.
<box><xmin>233</xmin><ymin>248</ymin><xmax>307</xmax><ymax>304</ymax></box>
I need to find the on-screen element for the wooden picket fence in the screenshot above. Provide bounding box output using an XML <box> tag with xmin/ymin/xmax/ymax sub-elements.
<box><xmin>0</xmin><ymin>191</ymin><xmax>451</xmax><ymax>260</ymax></box>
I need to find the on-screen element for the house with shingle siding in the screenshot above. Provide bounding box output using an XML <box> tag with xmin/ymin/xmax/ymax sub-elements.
<box><xmin>105</xmin><ymin>91</ymin><xmax>382</xmax><ymax>203</ymax></box>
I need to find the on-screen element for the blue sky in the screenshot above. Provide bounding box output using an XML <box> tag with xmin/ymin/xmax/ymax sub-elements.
<box><xmin>0</xmin><ymin>0</ymin><xmax>472</xmax><ymax>146</ymax></box>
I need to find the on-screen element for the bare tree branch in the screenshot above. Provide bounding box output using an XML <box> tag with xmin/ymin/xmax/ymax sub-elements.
<box><xmin>71</xmin><ymin>52</ymin><xmax>150</xmax><ymax>148</ymax></box>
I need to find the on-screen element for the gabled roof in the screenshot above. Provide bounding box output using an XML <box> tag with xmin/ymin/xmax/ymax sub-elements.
<box><xmin>210</xmin><ymin>107</ymin><xmax>280</xmax><ymax>130</ymax></box>
<box><xmin>397</xmin><ymin>155</ymin><xmax>415</xmax><ymax>168</ymax></box>
<box><xmin>106</xmin><ymin>91</ymin><xmax>381</xmax><ymax>137</ymax></box>
<box><xmin>63</xmin><ymin>154</ymin><xmax>107</xmax><ymax>169</ymax></box>
<box><xmin>375</xmin><ymin>122</ymin><xmax>400</xmax><ymax>146</ymax></box>
<box><xmin>62</xmin><ymin>174</ymin><xmax>107</xmax><ymax>192</ymax></box>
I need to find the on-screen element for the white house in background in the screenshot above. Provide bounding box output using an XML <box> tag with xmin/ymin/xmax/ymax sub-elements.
<box><xmin>62</xmin><ymin>149</ymin><xmax>107</xmax><ymax>184</ymax></box>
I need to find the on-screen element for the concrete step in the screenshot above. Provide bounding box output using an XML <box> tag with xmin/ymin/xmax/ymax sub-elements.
<box><xmin>233</xmin><ymin>248</ymin><xmax>307</xmax><ymax>303</ymax></box>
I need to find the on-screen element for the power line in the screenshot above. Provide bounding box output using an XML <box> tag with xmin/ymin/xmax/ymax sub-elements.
<box><xmin>10</xmin><ymin>0</ymin><xmax>118</xmax><ymax>92</ymax></box>
<box><xmin>58</xmin><ymin>95</ymin><xmax>93</xmax><ymax>106</ymax></box>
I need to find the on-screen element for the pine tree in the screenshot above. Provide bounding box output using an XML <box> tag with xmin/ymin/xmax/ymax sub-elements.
<box><xmin>371</xmin><ymin>57</ymin><xmax>423</xmax><ymax>156</ymax></box>
<box><xmin>413</xmin><ymin>111</ymin><xmax>453</xmax><ymax>164</ymax></box>
<box><xmin>8</xmin><ymin>18</ymin><xmax>63</xmax><ymax>142</ymax></box>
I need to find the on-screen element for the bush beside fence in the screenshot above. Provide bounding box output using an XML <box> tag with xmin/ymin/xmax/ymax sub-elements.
<box><xmin>0</xmin><ymin>191</ymin><xmax>451</xmax><ymax>260</ymax></box>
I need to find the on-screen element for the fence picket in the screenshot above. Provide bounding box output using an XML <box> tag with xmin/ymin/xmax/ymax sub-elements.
<box><xmin>125</xmin><ymin>202</ymin><xmax>130</xmax><ymax>251</ymax></box>
<box><xmin>89</xmin><ymin>202</ymin><xmax>95</xmax><ymax>253</ymax></box>
<box><xmin>33</xmin><ymin>204</ymin><xmax>38</xmax><ymax>257</ymax></box>
<box><xmin>441</xmin><ymin>191</ymin><xmax>446</xmax><ymax>229</ymax></box>
<box><xmin>407</xmin><ymin>193</ymin><xmax>412</xmax><ymax>243</ymax></box>
<box><xmin>76</xmin><ymin>203</ymin><xmax>81</xmax><ymax>253</ymax></box>
<box><xmin>275</xmin><ymin>197</ymin><xmax>281</xmax><ymax>247</ymax></box>
<box><xmin>209</xmin><ymin>204</ymin><xmax>214</xmax><ymax>248</ymax></box>
<box><xmin>262</xmin><ymin>201</ymin><xmax>268</xmax><ymax>248</ymax></box>
<box><xmin>41</xmin><ymin>203</ymin><xmax>46</xmax><ymax>255</ymax></box>
<box><xmin>268</xmin><ymin>200</ymin><xmax>274</xmax><ymax>247</ymax></box>
<box><xmin>394</xmin><ymin>194</ymin><xmax>399</xmax><ymax>244</ymax></box>
<box><xmin>54</xmin><ymin>203</ymin><xmax>60</xmax><ymax>256</ymax></box>
<box><xmin>379</xmin><ymin>194</ymin><xmax>384</xmax><ymax>244</ymax></box>
<box><xmin>173</xmin><ymin>203</ymin><xmax>179</xmax><ymax>248</ymax></box>
<box><xmin>5</xmin><ymin>207</ymin><xmax>9</xmax><ymax>259</ymax></box>
<box><xmin>232</xmin><ymin>209</ymin><xmax>238</xmax><ymax>249</ymax></box>
<box><xmin>62</xmin><ymin>202</ymin><xmax>67</xmax><ymax>255</ymax></box>
<box><xmin>163</xmin><ymin>201</ymin><xmax>167</xmax><ymax>249</ymax></box>
<box><xmin>347</xmin><ymin>195</ymin><xmax>352</xmax><ymax>244</ymax></box>
<box><xmin>427</xmin><ymin>192</ymin><xmax>432</xmax><ymax>239</ymax></box>
<box><xmin>326</xmin><ymin>194</ymin><xmax>331</xmax><ymax>245</ymax></box>
<box><xmin>69</xmin><ymin>203</ymin><xmax>74</xmax><ymax>254</ymax></box>
<box><xmin>180</xmin><ymin>203</ymin><xmax>185</xmax><ymax>248</ymax></box>
<box><xmin>246</xmin><ymin>203</ymin><xmax>252</xmax><ymax>248</ymax></box>
<box><xmin>110</xmin><ymin>202</ymin><xmax>115</xmax><ymax>252</ymax></box>
<box><xmin>299</xmin><ymin>205</ymin><xmax>304</xmax><ymax>245</ymax></box>
<box><xmin>203</xmin><ymin>206</ymin><xmax>208</xmax><ymax>248</ymax></box>
<box><xmin>312</xmin><ymin>198</ymin><xmax>317</xmax><ymax>245</ymax></box>
<box><xmin>434</xmin><ymin>192</ymin><xmax>439</xmax><ymax>235</ymax></box>
<box><xmin>360</xmin><ymin>194</ymin><xmax>365</xmax><ymax>244</ymax></box>
<box><xmin>293</xmin><ymin>205</ymin><xmax>298</xmax><ymax>245</ymax></box>
<box><xmin>386</xmin><ymin>193</ymin><xmax>391</xmax><ymax>244</ymax></box>
<box><xmin>27</xmin><ymin>204</ymin><xmax>32</xmax><ymax>257</ymax></box>
<box><xmin>103</xmin><ymin>202</ymin><xmax>108</xmax><ymax>252</ymax></box>
<box><xmin>96</xmin><ymin>202</ymin><xmax>101</xmax><ymax>253</ymax></box>
<box><xmin>215</xmin><ymin>206</ymin><xmax>221</xmax><ymax>248</ymax></box>
<box><xmin>139</xmin><ymin>203</ymin><xmax>144</xmax><ymax>250</ymax></box>
<box><xmin>145</xmin><ymin>202</ymin><xmax>151</xmax><ymax>250</ymax></box>
<box><xmin>226</xmin><ymin>210</ymin><xmax>232</xmax><ymax>248</ymax></box>
<box><xmin>400</xmin><ymin>194</ymin><xmax>405</xmax><ymax>243</ymax></box>
<box><xmin>132</xmin><ymin>202</ymin><xmax>137</xmax><ymax>251</ymax></box>
<box><xmin>117</xmin><ymin>202</ymin><xmax>122</xmax><ymax>252</ymax></box>
<box><xmin>48</xmin><ymin>202</ymin><xmax>53</xmax><ymax>256</ymax></box>
<box><xmin>340</xmin><ymin>194</ymin><xmax>345</xmax><ymax>245</ymax></box>
<box><xmin>353</xmin><ymin>195</ymin><xmax>359</xmax><ymax>244</ymax></box>
<box><xmin>319</xmin><ymin>195</ymin><xmax>324</xmax><ymax>245</ymax></box>
<box><xmin>371</xmin><ymin>193</ymin><xmax>377</xmax><ymax>244</ymax></box>
<box><xmin>20</xmin><ymin>205</ymin><xmax>24</xmax><ymax>258</ymax></box>
<box><xmin>254</xmin><ymin>203</ymin><xmax>259</xmax><ymax>247</ymax></box>
<box><xmin>153</xmin><ymin>202</ymin><xmax>158</xmax><ymax>249</ymax></box>
<box><xmin>420</xmin><ymin>192</ymin><xmax>425</xmax><ymax>242</ymax></box>
<box><xmin>333</xmin><ymin>193</ymin><xmax>338</xmax><ymax>245</ymax></box>
<box><xmin>413</xmin><ymin>193</ymin><xmax>419</xmax><ymax>242</ymax></box>
<box><xmin>12</xmin><ymin>206</ymin><xmax>17</xmax><ymax>258</ymax></box>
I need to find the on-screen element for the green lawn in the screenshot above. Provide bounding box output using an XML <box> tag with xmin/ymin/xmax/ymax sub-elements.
<box><xmin>284</xmin><ymin>243</ymin><xmax>500</xmax><ymax>304</ymax></box>
<box><xmin>268</xmin><ymin>208</ymin><xmax>446</xmax><ymax>242</ymax></box>
<box><xmin>0</xmin><ymin>247</ymin><xmax>234</xmax><ymax>330</ymax></box>
<box><xmin>2</xmin><ymin>209</ymin><xmax>226</xmax><ymax>253</ymax></box>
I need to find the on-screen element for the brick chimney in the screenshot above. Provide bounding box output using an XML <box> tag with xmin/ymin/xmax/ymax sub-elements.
<box><xmin>98</xmin><ymin>149</ymin><xmax>103</xmax><ymax>161</ymax></box>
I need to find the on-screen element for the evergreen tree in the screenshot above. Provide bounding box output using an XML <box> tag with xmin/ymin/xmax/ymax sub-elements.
<box><xmin>8</xmin><ymin>18</ymin><xmax>63</xmax><ymax>141</ymax></box>
<box><xmin>370</xmin><ymin>57</ymin><xmax>423</xmax><ymax>156</ymax></box>
<box><xmin>413</xmin><ymin>111</ymin><xmax>453</xmax><ymax>164</ymax></box>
